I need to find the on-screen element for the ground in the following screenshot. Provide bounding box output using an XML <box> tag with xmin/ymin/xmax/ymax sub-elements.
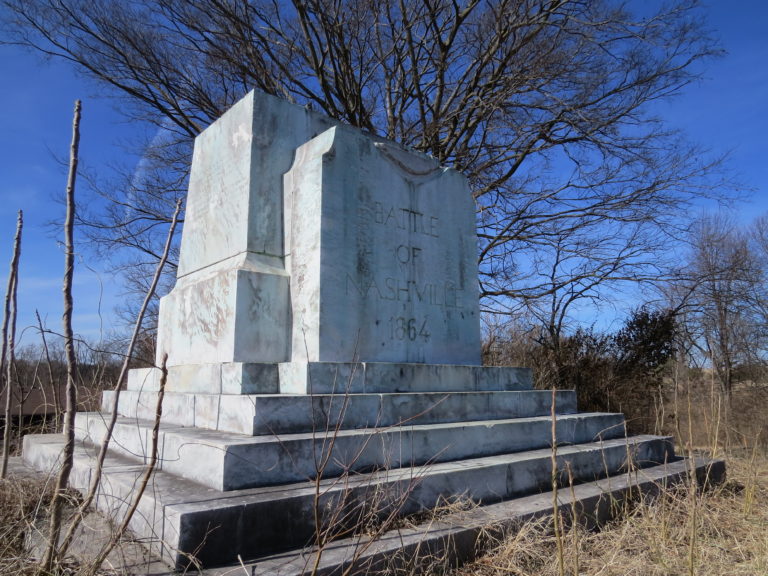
<box><xmin>453</xmin><ymin>450</ymin><xmax>768</xmax><ymax>576</ymax></box>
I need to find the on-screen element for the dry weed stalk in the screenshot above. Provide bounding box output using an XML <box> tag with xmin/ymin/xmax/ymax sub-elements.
<box><xmin>550</xmin><ymin>387</ymin><xmax>565</xmax><ymax>576</ymax></box>
<box><xmin>293</xmin><ymin>361</ymin><xmax>451</xmax><ymax>576</ymax></box>
<box><xmin>36</xmin><ymin>310</ymin><xmax>61</xmax><ymax>424</ymax></box>
<box><xmin>81</xmin><ymin>353</ymin><xmax>168</xmax><ymax>576</ymax></box>
<box><xmin>0</xmin><ymin>475</ymin><xmax>55</xmax><ymax>575</ymax></box>
<box><xmin>565</xmin><ymin>463</ymin><xmax>579</xmax><ymax>576</ymax></box>
<box><xmin>308</xmin><ymin>363</ymin><xmax>358</xmax><ymax>575</ymax></box>
<box><xmin>456</xmin><ymin>449</ymin><xmax>768</xmax><ymax>576</ymax></box>
<box><xmin>456</xmin><ymin>360</ymin><xmax>766</xmax><ymax>576</ymax></box>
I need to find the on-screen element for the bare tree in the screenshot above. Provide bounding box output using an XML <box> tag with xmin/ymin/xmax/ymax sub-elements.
<box><xmin>521</xmin><ymin>220</ymin><xmax>667</xmax><ymax>375</ymax></box>
<box><xmin>676</xmin><ymin>213</ymin><xmax>767</xmax><ymax>401</ymax></box>
<box><xmin>1</xmin><ymin>0</ymin><xmax>728</xmax><ymax>336</ymax></box>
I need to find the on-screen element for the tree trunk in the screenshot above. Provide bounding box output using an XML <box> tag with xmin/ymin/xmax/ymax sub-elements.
<box><xmin>1</xmin><ymin>210</ymin><xmax>23</xmax><ymax>478</ymax></box>
<box><xmin>41</xmin><ymin>100</ymin><xmax>81</xmax><ymax>572</ymax></box>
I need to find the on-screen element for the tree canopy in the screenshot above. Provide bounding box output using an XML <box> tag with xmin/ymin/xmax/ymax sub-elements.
<box><xmin>1</xmin><ymin>0</ymin><xmax>726</xmax><ymax>332</ymax></box>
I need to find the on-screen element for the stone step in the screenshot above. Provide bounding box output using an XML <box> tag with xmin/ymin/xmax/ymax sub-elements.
<box><xmin>74</xmin><ymin>411</ymin><xmax>626</xmax><ymax>491</ymax></box>
<box><xmin>103</xmin><ymin>389</ymin><xmax>579</xmax><ymax>435</ymax></box>
<box><xmin>245</xmin><ymin>456</ymin><xmax>726</xmax><ymax>576</ymax></box>
<box><xmin>127</xmin><ymin>362</ymin><xmax>534</xmax><ymax>395</ymax></box>
<box><xmin>23</xmin><ymin>432</ymin><xmax>676</xmax><ymax>570</ymax></box>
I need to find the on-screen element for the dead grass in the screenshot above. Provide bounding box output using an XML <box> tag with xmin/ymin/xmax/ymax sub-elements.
<box><xmin>0</xmin><ymin>469</ymin><xmax>139</xmax><ymax>576</ymax></box>
<box><xmin>6</xmin><ymin>455</ymin><xmax>766</xmax><ymax>576</ymax></box>
<box><xmin>454</xmin><ymin>452</ymin><xmax>768</xmax><ymax>576</ymax></box>
<box><xmin>669</xmin><ymin>380</ymin><xmax>768</xmax><ymax>452</ymax></box>
<box><xmin>454</xmin><ymin>375</ymin><xmax>768</xmax><ymax>576</ymax></box>
<box><xmin>0</xmin><ymin>475</ymin><xmax>55</xmax><ymax>575</ymax></box>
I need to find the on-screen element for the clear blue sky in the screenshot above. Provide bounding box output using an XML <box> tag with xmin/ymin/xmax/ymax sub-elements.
<box><xmin>0</xmin><ymin>1</ymin><xmax>767</xmax><ymax>348</ymax></box>
<box><xmin>0</xmin><ymin>52</ymin><xmax>141</xmax><ymax>345</ymax></box>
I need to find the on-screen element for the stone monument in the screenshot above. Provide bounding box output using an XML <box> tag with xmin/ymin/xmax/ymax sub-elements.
<box><xmin>137</xmin><ymin>89</ymin><xmax>495</xmax><ymax>395</ymax></box>
<box><xmin>22</xmin><ymin>90</ymin><xmax>721</xmax><ymax>572</ymax></box>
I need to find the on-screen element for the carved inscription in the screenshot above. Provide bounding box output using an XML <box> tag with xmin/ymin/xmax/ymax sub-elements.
<box><xmin>389</xmin><ymin>316</ymin><xmax>431</xmax><ymax>342</ymax></box>
<box><xmin>373</xmin><ymin>202</ymin><xmax>440</xmax><ymax>238</ymax></box>
<box><xmin>347</xmin><ymin>196</ymin><xmax>465</xmax><ymax>345</ymax></box>
<box><xmin>345</xmin><ymin>275</ymin><xmax>461</xmax><ymax>308</ymax></box>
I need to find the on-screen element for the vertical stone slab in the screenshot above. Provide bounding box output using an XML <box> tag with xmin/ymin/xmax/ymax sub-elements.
<box><xmin>177</xmin><ymin>93</ymin><xmax>262</xmax><ymax>277</ymax></box>
<box><xmin>285</xmin><ymin>126</ymin><xmax>482</xmax><ymax>365</ymax></box>
<box><xmin>156</xmin><ymin>91</ymin><xmax>336</xmax><ymax>372</ymax></box>
<box><xmin>177</xmin><ymin>91</ymin><xmax>335</xmax><ymax>275</ymax></box>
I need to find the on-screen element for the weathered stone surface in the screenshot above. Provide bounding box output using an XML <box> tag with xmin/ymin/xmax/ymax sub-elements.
<box><xmin>74</xmin><ymin>411</ymin><xmax>626</xmax><ymax>491</ymax></box>
<box><xmin>157</xmin><ymin>267</ymin><xmax>291</xmax><ymax>368</ymax></box>
<box><xmin>127</xmin><ymin>362</ymin><xmax>532</xmax><ymax>395</ymax></box>
<box><xmin>23</xmin><ymin>432</ymin><xmax>691</xmax><ymax>570</ymax></box>
<box><xmin>126</xmin><ymin>367</ymin><xmax>159</xmax><ymax>391</ymax></box>
<box><xmin>285</xmin><ymin>126</ymin><xmax>481</xmax><ymax>365</ymax></box>
<box><xmin>156</xmin><ymin>91</ymin><xmax>337</xmax><ymax>370</ymax></box>
<box><xmin>104</xmin><ymin>388</ymin><xmax>576</xmax><ymax>436</ymax></box>
<box><xmin>155</xmin><ymin>90</ymin><xmax>483</xmax><ymax>386</ymax></box>
<box><xmin>176</xmin><ymin>92</ymin><xmax>334</xmax><ymax>278</ymax></box>
<box><xmin>277</xmin><ymin>362</ymin><xmax>533</xmax><ymax>394</ymax></box>
<box><xmin>125</xmin><ymin>363</ymin><xmax>281</xmax><ymax>394</ymax></box>
<box><xmin>246</xmin><ymin>457</ymin><xmax>726</xmax><ymax>576</ymax></box>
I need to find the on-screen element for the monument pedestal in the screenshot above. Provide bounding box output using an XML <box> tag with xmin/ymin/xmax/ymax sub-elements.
<box><xmin>153</xmin><ymin>88</ymin><xmax>482</xmax><ymax>387</ymax></box>
<box><xmin>24</xmin><ymin>378</ymin><xmax>716</xmax><ymax>570</ymax></box>
<box><xmin>22</xmin><ymin>90</ymin><xmax>722</xmax><ymax>571</ymax></box>
<box><xmin>126</xmin><ymin>361</ymin><xmax>534</xmax><ymax>395</ymax></box>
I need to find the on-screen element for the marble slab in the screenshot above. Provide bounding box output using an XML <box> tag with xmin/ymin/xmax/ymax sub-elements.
<box><xmin>284</xmin><ymin>126</ymin><xmax>481</xmax><ymax>365</ymax></box>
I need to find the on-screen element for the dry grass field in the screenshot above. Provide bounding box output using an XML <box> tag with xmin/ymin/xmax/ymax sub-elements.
<box><xmin>3</xmin><ymin>448</ymin><xmax>764</xmax><ymax>576</ymax></box>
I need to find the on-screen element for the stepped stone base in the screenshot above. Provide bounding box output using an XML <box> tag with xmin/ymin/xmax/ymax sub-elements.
<box><xmin>22</xmin><ymin>362</ymin><xmax>725</xmax><ymax>572</ymax></box>
<box><xmin>246</xmin><ymin>457</ymin><xmax>726</xmax><ymax>576</ymax></box>
<box><xmin>73</xmin><ymin>411</ymin><xmax>627</xmax><ymax>490</ymax></box>
<box><xmin>103</xmin><ymin>388</ymin><xmax>578</xmax><ymax>435</ymax></box>
<box><xmin>23</xmin><ymin>431</ymin><xmax>686</xmax><ymax>570</ymax></box>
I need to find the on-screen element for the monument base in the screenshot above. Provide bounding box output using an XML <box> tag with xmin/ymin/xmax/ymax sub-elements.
<box><xmin>127</xmin><ymin>361</ymin><xmax>535</xmax><ymax>395</ymax></box>
<box><xmin>22</xmin><ymin>376</ymin><xmax>723</xmax><ymax>570</ymax></box>
<box><xmin>155</xmin><ymin>258</ymin><xmax>291</xmax><ymax>368</ymax></box>
<box><xmin>115</xmin><ymin>363</ymin><xmax>545</xmax><ymax>451</ymax></box>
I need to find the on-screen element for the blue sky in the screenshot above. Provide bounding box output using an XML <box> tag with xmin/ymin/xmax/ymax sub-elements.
<box><xmin>657</xmin><ymin>1</ymin><xmax>768</xmax><ymax>217</ymax></box>
<box><xmin>0</xmin><ymin>52</ymin><xmax>140</xmax><ymax>345</ymax></box>
<box><xmin>0</xmin><ymin>1</ymin><xmax>767</xmax><ymax>348</ymax></box>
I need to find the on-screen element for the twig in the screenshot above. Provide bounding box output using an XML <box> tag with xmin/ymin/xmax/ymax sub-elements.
<box><xmin>36</xmin><ymin>310</ymin><xmax>61</xmax><ymax>427</ymax></box>
<box><xmin>567</xmin><ymin>462</ymin><xmax>580</xmax><ymax>576</ymax></box>
<box><xmin>551</xmin><ymin>386</ymin><xmax>565</xmax><ymax>576</ymax></box>
<box><xmin>1</xmin><ymin>210</ymin><xmax>23</xmax><ymax>479</ymax></box>
<box><xmin>686</xmin><ymin>377</ymin><xmax>698</xmax><ymax>576</ymax></box>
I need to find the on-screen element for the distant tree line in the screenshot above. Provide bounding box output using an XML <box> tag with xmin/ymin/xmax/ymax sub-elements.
<box><xmin>486</xmin><ymin>211</ymin><xmax>768</xmax><ymax>440</ymax></box>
